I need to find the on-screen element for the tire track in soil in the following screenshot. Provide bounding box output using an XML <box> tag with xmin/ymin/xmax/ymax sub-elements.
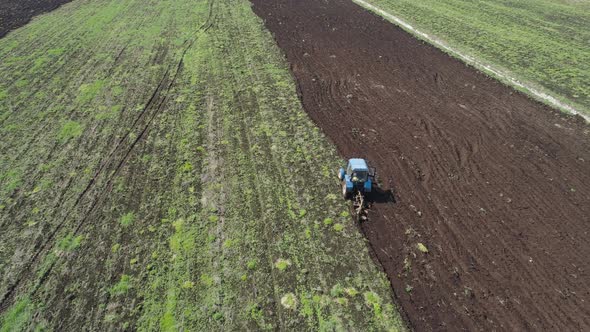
<box><xmin>0</xmin><ymin>71</ymin><xmax>172</xmax><ymax>312</ymax></box>
<box><xmin>250</xmin><ymin>0</ymin><xmax>590</xmax><ymax>330</ymax></box>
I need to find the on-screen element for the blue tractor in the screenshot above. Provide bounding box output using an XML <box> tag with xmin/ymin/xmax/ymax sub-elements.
<box><xmin>338</xmin><ymin>158</ymin><xmax>376</xmax><ymax>200</ymax></box>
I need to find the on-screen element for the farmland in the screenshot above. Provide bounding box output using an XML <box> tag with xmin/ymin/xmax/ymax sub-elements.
<box><xmin>0</xmin><ymin>0</ymin><xmax>406</xmax><ymax>330</ymax></box>
<box><xmin>2</xmin><ymin>0</ymin><xmax>590</xmax><ymax>330</ymax></box>
<box><xmin>358</xmin><ymin>0</ymin><xmax>590</xmax><ymax>114</ymax></box>
<box><xmin>251</xmin><ymin>0</ymin><xmax>590</xmax><ymax>330</ymax></box>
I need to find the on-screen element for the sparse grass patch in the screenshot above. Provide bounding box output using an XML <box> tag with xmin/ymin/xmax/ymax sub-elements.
<box><xmin>77</xmin><ymin>79</ymin><xmax>106</xmax><ymax>104</ymax></box>
<box><xmin>363</xmin><ymin>291</ymin><xmax>382</xmax><ymax>316</ymax></box>
<box><xmin>120</xmin><ymin>212</ymin><xmax>135</xmax><ymax>228</ymax></box>
<box><xmin>181</xmin><ymin>281</ymin><xmax>194</xmax><ymax>289</ymax></box>
<box><xmin>0</xmin><ymin>297</ymin><xmax>32</xmax><ymax>332</ymax></box>
<box><xmin>15</xmin><ymin>79</ymin><xmax>28</xmax><ymax>88</ymax></box>
<box><xmin>179</xmin><ymin>161</ymin><xmax>193</xmax><ymax>173</ymax></box>
<box><xmin>57</xmin><ymin>121</ymin><xmax>84</xmax><ymax>142</ymax></box>
<box><xmin>330</xmin><ymin>284</ymin><xmax>344</xmax><ymax>297</ymax></box>
<box><xmin>57</xmin><ymin>233</ymin><xmax>84</xmax><ymax>252</ymax></box>
<box><xmin>160</xmin><ymin>311</ymin><xmax>176</xmax><ymax>332</ymax></box>
<box><xmin>246</xmin><ymin>259</ymin><xmax>257</xmax><ymax>270</ymax></box>
<box><xmin>280</xmin><ymin>293</ymin><xmax>297</xmax><ymax>310</ymax></box>
<box><xmin>403</xmin><ymin>257</ymin><xmax>411</xmax><ymax>272</ymax></box>
<box><xmin>110</xmin><ymin>274</ymin><xmax>131</xmax><ymax>296</ymax></box>
<box><xmin>274</xmin><ymin>258</ymin><xmax>291</xmax><ymax>271</ymax></box>
<box><xmin>334</xmin><ymin>297</ymin><xmax>348</xmax><ymax>305</ymax></box>
<box><xmin>1</xmin><ymin>169</ymin><xmax>22</xmax><ymax>194</ymax></box>
<box><xmin>212</xmin><ymin>312</ymin><xmax>224</xmax><ymax>321</ymax></box>
<box><xmin>344</xmin><ymin>287</ymin><xmax>358</xmax><ymax>297</ymax></box>
<box><xmin>223</xmin><ymin>239</ymin><xmax>234</xmax><ymax>248</ymax></box>
<box><xmin>47</xmin><ymin>48</ymin><xmax>65</xmax><ymax>56</ymax></box>
<box><xmin>200</xmin><ymin>273</ymin><xmax>214</xmax><ymax>287</ymax></box>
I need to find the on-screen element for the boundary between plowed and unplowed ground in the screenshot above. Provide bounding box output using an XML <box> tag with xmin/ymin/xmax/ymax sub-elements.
<box><xmin>353</xmin><ymin>0</ymin><xmax>588</xmax><ymax>121</ymax></box>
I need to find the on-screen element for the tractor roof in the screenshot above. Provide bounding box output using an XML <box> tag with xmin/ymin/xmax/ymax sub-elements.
<box><xmin>348</xmin><ymin>158</ymin><xmax>368</xmax><ymax>171</ymax></box>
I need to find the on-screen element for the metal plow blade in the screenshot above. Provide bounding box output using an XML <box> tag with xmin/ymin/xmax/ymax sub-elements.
<box><xmin>352</xmin><ymin>192</ymin><xmax>368</xmax><ymax>222</ymax></box>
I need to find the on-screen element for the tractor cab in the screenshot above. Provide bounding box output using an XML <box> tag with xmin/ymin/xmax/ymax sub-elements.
<box><xmin>338</xmin><ymin>158</ymin><xmax>375</xmax><ymax>199</ymax></box>
<box><xmin>347</xmin><ymin>159</ymin><xmax>368</xmax><ymax>182</ymax></box>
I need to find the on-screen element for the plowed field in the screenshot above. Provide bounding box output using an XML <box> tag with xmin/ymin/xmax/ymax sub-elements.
<box><xmin>0</xmin><ymin>0</ymin><xmax>72</xmax><ymax>38</ymax></box>
<box><xmin>250</xmin><ymin>0</ymin><xmax>590</xmax><ymax>330</ymax></box>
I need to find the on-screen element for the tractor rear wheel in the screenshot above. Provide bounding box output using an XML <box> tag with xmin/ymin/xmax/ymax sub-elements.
<box><xmin>342</xmin><ymin>182</ymin><xmax>350</xmax><ymax>199</ymax></box>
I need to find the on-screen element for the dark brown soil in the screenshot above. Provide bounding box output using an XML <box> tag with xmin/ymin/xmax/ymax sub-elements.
<box><xmin>0</xmin><ymin>0</ymin><xmax>72</xmax><ymax>38</ymax></box>
<box><xmin>250</xmin><ymin>0</ymin><xmax>590</xmax><ymax>330</ymax></box>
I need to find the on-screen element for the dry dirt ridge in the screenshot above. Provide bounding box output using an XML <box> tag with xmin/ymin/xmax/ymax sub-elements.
<box><xmin>0</xmin><ymin>0</ymin><xmax>72</xmax><ymax>38</ymax></box>
<box><xmin>250</xmin><ymin>0</ymin><xmax>590</xmax><ymax>330</ymax></box>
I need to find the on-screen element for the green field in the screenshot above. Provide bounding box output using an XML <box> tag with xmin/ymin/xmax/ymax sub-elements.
<box><xmin>0</xmin><ymin>0</ymin><xmax>405</xmax><ymax>330</ymax></box>
<box><xmin>361</xmin><ymin>0</ymin><xmax>590</xmax><ymax>114</ymax></box>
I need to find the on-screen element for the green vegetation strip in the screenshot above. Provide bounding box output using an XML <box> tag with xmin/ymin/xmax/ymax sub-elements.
<box><xmin>359</xmin><ymin>0</ymin><xmax>590</xmax><ymax>115</ymax></box>
<box><xmin>0</xmin><ymin>0</ymin><xmax>405</xmax><ymax>330</ymax></box>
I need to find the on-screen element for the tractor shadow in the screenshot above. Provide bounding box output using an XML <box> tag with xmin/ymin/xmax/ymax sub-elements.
<box><xmin>367</xmin><ymin>185</ymin><xmax>396</xmax><ymax>204</ymax></box>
